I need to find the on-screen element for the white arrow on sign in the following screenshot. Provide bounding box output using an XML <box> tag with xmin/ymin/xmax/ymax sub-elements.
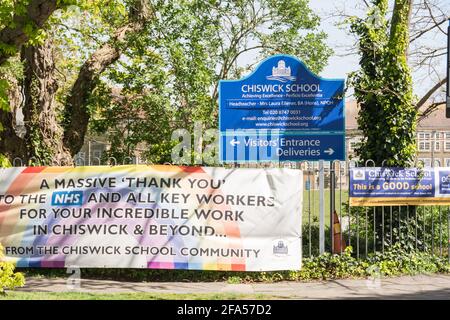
<box><xmin>324</xmin><ymin>148</ymin><xmax>334</xmax><ymax>155</ymax></box>
<box><xmin>230</xmin><ymin>139</ymin><xmax>240</xmax><ymax>146</ymax></box>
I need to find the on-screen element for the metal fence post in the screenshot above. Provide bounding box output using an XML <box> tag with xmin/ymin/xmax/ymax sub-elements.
<box><xmin>448</xmin><ymin>207</ymin><xmax>450</xmax><ymax>263</ymax></box>
<box><xmin>307</xmin><ymin>161</ymin><xmax>312</xmax><ymax>257</ymax></box>
<box><xmin>319</xmin><ymin>160</ymin><xmax>325</xmax><ymax>254</ymax></box>
<box><xmin>439</xmin><ymin>206</ymin><xmax>442</xmax><ymax>256</ymax></box>
<box><xmin>330</xmin><ymin>161</ymin><xmax>336</xmax><ymax>253</ymax></box>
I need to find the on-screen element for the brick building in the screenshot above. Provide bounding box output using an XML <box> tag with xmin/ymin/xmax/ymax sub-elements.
<box><xmin>346</xmin><ymin>101</ymin><xmax>450</xmax><ymax>166</ymax></box>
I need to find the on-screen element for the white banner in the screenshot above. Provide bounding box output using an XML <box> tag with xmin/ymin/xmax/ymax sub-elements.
<box><xmin>0</xmin><ymin>165</ymin><xmax>302</xmax><ymax>271</ymax></box>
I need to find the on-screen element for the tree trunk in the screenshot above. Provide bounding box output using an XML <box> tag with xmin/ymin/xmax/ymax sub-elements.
<box><xmin>62</xmin><ymin>42</ymin><xmax>122</xmax><ymax>156</ymax></box>
<box><xmin>389</xmin><ymin>0</ymin><xmax>413</xmax><ymax>56</ymax></box>
<box><xmin>0</xmin><ymin>0</ymin><xmax>58</xmax><ymax>65</ymax></box>
<box><xmin>1</xmin><ymin>0</ymin><xmax>152</xmax><ymax>163</ymax></box>
<box><xmin>21</xmin><ymin>39</ymin><xmax>72</xmax><ymax>165</ymax></box>
<box><xmin>0</xmin><ymin>70</ymin><xmax>25</xmax><ymax>161</ymax></box>
<box><xmin>62</xmin><ymin>0</ymin><xmax>152</xmax><ymax>156</ymax></box>
<box><xmin>0</xmin><ymin>109</ymin><xmax>25</xmax><ymax>162</ymax></box>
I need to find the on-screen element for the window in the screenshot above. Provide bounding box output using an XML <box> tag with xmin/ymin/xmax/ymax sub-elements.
<box><xmin>75</xmin><ymin>152</ymin><xmax>86</xmax><ymax>165</ymax></box>
<box><xmin>76</xmin><ymin>152</ymin><xmax>85</xmax><ymax>161</ymax></box>
<box><xmin>418</xmin><ymin>141</ymin><xmax>431</xmax><ymax>151</ymax></box>
<box><xmin>93</xmin><ymin>150</ymin><xmax>102</xmax><ymax>159</ymax></box>
<box><xmin>435</xmin><ymin>141</ymin><xmax>441</xmax><ymax>151</ymax></box>
<box><xmin>433</xmin><ymin>159</ymin><xmax>441</xmax><ymax>167</ymax></box>
<box><xmin>444</xmin><ymin>133</ymin><xmax>450</xmax><ymax>153</ymax></box>
<box><xmin>418</xmin><ymin>132</ymin><xmax>431</xmax><ymax>140</ymax></box>
<box><xmin>435</xmin><ymin>132</ymin><xmax>441</xmax><ymax>139</ymax></box>
<box><xmin>445</xmin><ymin>158</ymin><xmax>450</xmax><ymax>167</ymax></box>
<box><xmin>418</xmin><ymin>131</ymin><xmax>432</xmax><ymax>151</ymax></box>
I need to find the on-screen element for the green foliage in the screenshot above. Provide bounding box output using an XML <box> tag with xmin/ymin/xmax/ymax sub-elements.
<box><xmin>0</xmin><ymin>57</ymin><xmax>22</xmax><ymax>113</ymax></box>
<box><xmin>1</xmin><ymin>0</ymin><xmax>147</xmax><ymax>163</ymax></box>
<box><xmin>0</xmin><ymin>42</ymin><xmax>16</xmax><ymax>57</ymax></box>
<box><xmin>300</xmin><ymin>244</ymin><xmax>450</xmax><ymax>280</ymax></box>
<box><xmin>88</xmin><ymin>0</ymin><xmax>332</xmax><ymax>163</ymax></box>
<box><xmin>299</xmin><ymin>247</ymin><xmax>367</xmax><ymax>279</ymax></box>
<box><xmin>0</xmin><ymin>154</ymin><xmax>11</xmax><ymax>167</ymax></box>
<box><xmin>348</xmin><ymin>0</ymin><xmax>416</xmax><ymax>166</ymax></box>
<box><xmin>0</xmin><ymin>59</ymin><xmax>23</xmax><ymax>158</ymax></box>
<box><xmin>0</xmin><ymin>0</ymin><xmax>53</xmax><ymax>51</ymax></box>
<box><xmin>339</xmin><ymin>204</ymin><xmax>449</xmax><ymax>258</ymax></box>
<box><xmin>1</xmin><ymin>1</ymin><xmax>331</xmax><ymax>163</ymax></box>
<box><xmin>0</xmin><ymin>0</ymin><xmax>21</xmax><ymax>30</ymax></box>
<box><xmin>0</xmin><ymin>244</ymin><xmax>25</xmax><ymax>294</ymax></box>
<box><xmin>20</xmin><ymin>245</ymin><xmax>450</xmax><ymax>283</ymax></box>
<box><xmin>0</xmin><ymin>78</ymin><xmax>9</xmax><ymax>111</ymax></box>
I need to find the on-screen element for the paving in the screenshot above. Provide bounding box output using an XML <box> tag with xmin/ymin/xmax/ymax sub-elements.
<box><xmin>16</xmin><ymin>274</ymin><xmax>450</xmax><ymax>299</ymax></box>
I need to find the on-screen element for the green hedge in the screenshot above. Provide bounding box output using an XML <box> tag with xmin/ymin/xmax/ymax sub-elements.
<box><xmin>19</xmin><ymin>244</ymin><xmax>450</xmax><ymax>283</ymax></box>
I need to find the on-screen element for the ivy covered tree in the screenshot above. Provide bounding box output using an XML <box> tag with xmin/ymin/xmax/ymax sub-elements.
<box><xmin>349</xmin><ymin>0</ymin><xmax>416</xmax><ymax>166</ymax></box>
<box><xmin>0</xmin><ymin>0</ymin><xmax>63</xmax><ymax>166</ymax></box>
<box><xmin>0</xmin><ymin>0</ymin><xmax>152</xmax><ymax>165</ymax></box>
<box><xmin>348</xmin><ymin>0</ymin><xmax>420</xmax><ymax>252</ymax></box>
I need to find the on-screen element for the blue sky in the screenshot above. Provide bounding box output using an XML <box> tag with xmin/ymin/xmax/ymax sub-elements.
<box><xmin>307</xmin><ymin>0</ymin><xmax>448</xmax><ymax>99</ymax></box>
<box><xmin>308</xmin><ymin>1</ymin><xmax>361</xmax><ymax>80</ymax></box>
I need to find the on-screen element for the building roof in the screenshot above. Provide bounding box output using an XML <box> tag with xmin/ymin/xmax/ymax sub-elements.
<box><xmin>417</xmin><ymin>104</ymin><xmax>450</xmax><ymax>130</ymax></box>
<box><xmin>345</xmin><ymin>101</ymin><xmax>450</xmax><ymax>131</ymax></box>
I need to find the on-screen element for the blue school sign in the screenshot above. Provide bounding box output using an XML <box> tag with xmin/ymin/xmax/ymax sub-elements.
<box><xmin>219</xmin><ymin>54</ymin><xmax>345</xmax><ymax>163</ymax></box>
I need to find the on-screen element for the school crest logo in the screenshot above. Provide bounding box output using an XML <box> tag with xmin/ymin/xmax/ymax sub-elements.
<box><xmin>266</xmin><ymin>60</ymin><xmax>296</xmax><ymax>82</ymax></box>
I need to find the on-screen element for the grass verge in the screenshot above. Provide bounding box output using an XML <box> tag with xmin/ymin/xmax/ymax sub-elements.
<box><xmin>0</xmin><ymin>291</ymin><xmax>271</xmax><ymax>300</ymax></box>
